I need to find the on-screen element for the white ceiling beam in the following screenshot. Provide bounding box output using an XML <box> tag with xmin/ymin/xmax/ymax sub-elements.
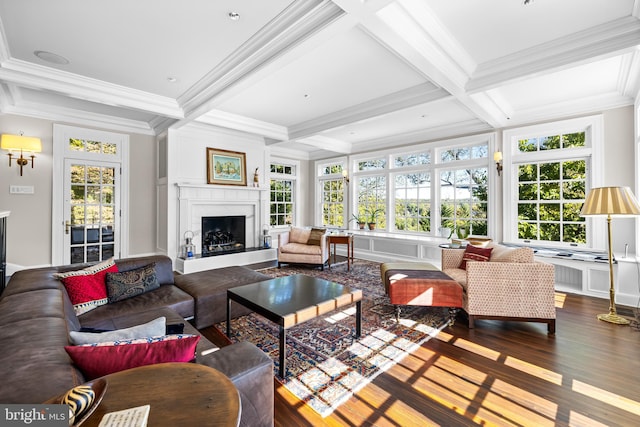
<box><xmin>289</xmin><ymin>83</ymin><xmax>450</xmax><ymax>140</ymax></box>
<box><xmin>196</xmin><ymin>109</ymin><xmax>289</xmax><ymax>141</ymax></box>
<box><xmin>294</xmin><ymin>135</ymin><xmax>352</xmax><ymax>154</ymax></box>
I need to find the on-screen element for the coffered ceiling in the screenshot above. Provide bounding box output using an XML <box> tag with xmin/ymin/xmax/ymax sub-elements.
<box><xmin>0</xmin><ymin>0</ymin><xmax>639</xmax><ymax>159</ymax></box>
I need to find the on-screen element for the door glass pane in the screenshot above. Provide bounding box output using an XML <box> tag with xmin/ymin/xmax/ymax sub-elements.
<box><xmin>68</xmin><ymin>163</ymin><xmax>117</xmax><ymax>264</ymax></box>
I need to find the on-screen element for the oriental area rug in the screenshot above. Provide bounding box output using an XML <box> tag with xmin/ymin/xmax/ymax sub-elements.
<box><xmin>217</xmin><ymin>259</ymin><xmax>448</xmax><ymax>417</ymax></box>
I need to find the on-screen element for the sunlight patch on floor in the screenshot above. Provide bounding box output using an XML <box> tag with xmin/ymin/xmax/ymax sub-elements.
<box><xmin>504</xmin><ymin>356</ymin><xmax>563</xmax><ymax>385</ymax></box>
<box><xmin>453</xmin><ymin>338</ymin><xmax>501</xmax><ymax>360</ymax></box>
<box><xmin>555</xmin><ymin>292</ymin><xmax>567</xmax><ymax>308</ymax></box>
<box><xmin>573</xmin><ymin>379</ymin><xmax>640</xmax><ymax>416</ymax></box>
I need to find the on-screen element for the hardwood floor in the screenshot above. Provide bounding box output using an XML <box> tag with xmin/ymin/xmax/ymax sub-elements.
<box><xmin>202</xmin><ymin>275</ymin><xmax>640</xmax><ymax>426</ymax></box>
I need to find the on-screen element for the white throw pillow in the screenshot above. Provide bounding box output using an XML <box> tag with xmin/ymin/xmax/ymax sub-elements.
<box><xmin>69</xmin><ymin>316</ymin><xmax>166</xmax><ymax>345</ymax></box>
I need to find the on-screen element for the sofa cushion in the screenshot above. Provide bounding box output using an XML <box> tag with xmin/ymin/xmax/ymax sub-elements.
<box><xmin>54</xmin><ymin>258</ymin><xmax>118</xmax><ymax>315</ymax></box>
<box><xmin>106</xmin><ymin>263</ymin><xmax>160</xmax><ymax>303</ymax></box>
<box><xmin>65</xmin><ymin>334</ymin><xmax>200</xmax><ymax>380</ymax></box>
<box><xmin>442</xmin><ymin>268</ymin><xmax>467</xmax><ymax>289</ymax></box>
<box><xmin>280</xmin><ymin>242</ymin><xmax>322</xmax><ymax>255</ymax></box>
<box><xmin>459</xmin><ymin>244</ymin><xmax>493</xmax><ymax>270</ymax></box>
<box><xmin>490</xmin><ymin>246</ymin><xmax>535</xmax><ymax>263</ymax></box>
<box><xmin>69</xmin><ymin>316</ymin><xmax>166</xmax><ymax>345</ymax></box>
<box><xmin>306</xmin><ymin>227</ymin><xmax>326</xmax><ymax>246</ymax></box>
<box><xmin>289</xmin><ymin>227</ymin><xmax>311</xmax><ymax>244</ymax></box>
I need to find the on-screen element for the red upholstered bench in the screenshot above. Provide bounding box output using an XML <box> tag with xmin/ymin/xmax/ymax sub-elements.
<box><xmin>381</xmin><ymin>262</ymin><xmax>463</xmax><ymax>324</ymax></box>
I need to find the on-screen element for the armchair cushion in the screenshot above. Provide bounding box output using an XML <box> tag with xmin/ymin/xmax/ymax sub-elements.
<box><xmin>459</xmin><ymin>245</ymin><xmax>493</xmax><ymax>270</ymax></box>
<box><xmin>280</xmin><ymin>242</ymin><xmax>322</xmax><ymax>255</ymax></box>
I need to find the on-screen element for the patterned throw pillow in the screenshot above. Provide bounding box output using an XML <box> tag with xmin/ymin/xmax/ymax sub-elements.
<box><xmin>105</xmin><ymin>263</ymin><xmax>160</xmax><ymax>303</ymax></box>
<box><xmin>54</xmin><ymin>258</ymin><xmax>118</xmax><ymax>315</ymax></box>
<box><xmin>307</xmin><ymin>227</ymin><xmax>326</xmax><ymax>246</ymax></box>
<box><xmin>65</xmin><ymin>334</ymin><xmax>200</xmax><ymax>380</ymax></box>
<box><xmin>459</xmin><ymin>244</ymin><xmax>493</xmax><ymax>270</ymax></box>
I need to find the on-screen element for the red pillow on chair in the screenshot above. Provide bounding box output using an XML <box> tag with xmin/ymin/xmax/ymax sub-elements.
<box><xmin>459</xmin><ymin>245</ymin><xmax>493</xmax><ymax>270</ymax></box>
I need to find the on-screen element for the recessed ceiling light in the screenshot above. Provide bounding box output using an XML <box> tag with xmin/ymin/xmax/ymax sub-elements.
<box><xmin>34</xmin><ymin>50</ymin><xmax>69</xmax><ymax>65</ymax></box>
<box><xmin>303</xmin><ymin>94</ymin><xmax>310</xmax><ymax>99</ymax></box>
<box><xmin>228</xmin><ymin>12</ymin><xmax>240</xmax><ymax>20</ymax></box>
<box><xmin>167</xmin><ymin>77</ymin><xmax>177</xmax><ymax>83</ymax></box>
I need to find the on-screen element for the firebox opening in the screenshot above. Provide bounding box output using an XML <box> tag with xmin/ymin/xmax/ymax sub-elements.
<box><xmin>201</xmin><ymin>215</ymin><xmax>246</xmax><ymax>257</ymax></box>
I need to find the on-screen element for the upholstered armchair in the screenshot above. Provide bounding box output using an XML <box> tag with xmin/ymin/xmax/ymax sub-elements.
<box><xmin>277</xmin><ymin>227</ymin><xmax>329</xmax><ymax>269</ymax></box>
<box><xmin>441</xmin><ymin>244</ymin><xmax>556</xmax><ymax>334</ymax></box>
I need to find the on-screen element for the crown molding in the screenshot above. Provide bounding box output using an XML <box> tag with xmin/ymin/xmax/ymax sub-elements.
<box><xmin>269</xmin><ymin>144</ymin><xmax>312</xmax><ymax>161</ymax></box>
<box><xmin>349</xmin><ymin>119</ymin><xmax>491</xmax><ymax>154</ymax></box>
<box><xmin>289</xmin><ymin>83</ymin><xmax>449</xmax><ymax>139</ymax></box>
<box><xmin>504</xmin><ymin>92</ymin><xmax>633</xmax><ymax>126</ymax></box>
<box><xmin>0</xmin><ymin>15</ymin><xmax>10</xmax><ymax>62</ymax></box>
<box><xmin>0</xmin><ymin>58</ymin><xmax>183</xmax><ymax>118</ymax></box>
<box><xmin>178</xmin><ymin>0</ymin><xmax>343</xmax><ymax>121</ymax></box>
<box><xmin>468</xmin><ymin>16</ymin><xmax>640</xmax><ymax>92</ymax></box>
<box><xmin>195</xmin><ymin>109</ymin><xmax>288</xmax><ymax>140</ymax></box>
<box><xmin>3</xmin><ymin>102</ymin><xmax>156</xmax><ymax>135</ymax></box>
<box><xmin>619</xmin><ymin>48</ymin><xmax>640</xmax><ymax>98</ymax></box>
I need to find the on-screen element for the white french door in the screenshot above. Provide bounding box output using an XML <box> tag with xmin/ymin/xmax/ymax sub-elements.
<box><xmin>63</xmin><ymin>159</ymin><xmax>120</xmax><ymax>264</ymax></box>
<box><xmin>52</xmin><ymin>125</ymin><xmax>129</xmax><ymax>265</ymax></box>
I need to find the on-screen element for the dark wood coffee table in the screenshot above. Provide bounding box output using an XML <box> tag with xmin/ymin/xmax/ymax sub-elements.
<box><xmin>227</xmin><ymin>274</ymin><xmax>362</xmax><ymax>378</ymax></box>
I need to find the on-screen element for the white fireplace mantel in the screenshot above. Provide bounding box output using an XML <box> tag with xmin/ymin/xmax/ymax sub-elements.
<box><xmin>174</xmin><ymin>183</ymin><xmax>273</xmax><ymax>273</ymax></box>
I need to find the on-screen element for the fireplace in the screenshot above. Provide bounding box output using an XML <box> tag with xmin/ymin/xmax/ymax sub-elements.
<box><xmin>201</xmin><ymin>216</ymin><xmax>246</xmax><ymax>257</ymax></box>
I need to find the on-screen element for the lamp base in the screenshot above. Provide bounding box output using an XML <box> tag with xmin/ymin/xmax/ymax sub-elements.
<box><xmin>597</xmin><ymin>313</ymin><xmax>630</xmax><ymax>325</ymax></box>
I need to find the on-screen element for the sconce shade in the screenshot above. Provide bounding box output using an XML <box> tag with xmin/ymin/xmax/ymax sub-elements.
<box><xmin>493</xmin><ymin>151</ymin><xmax>503</xmax><ymax>162</ymax></box>
<box><xmin>580</xmin><ymin>186</ymin><xmax>640</xmax><ymax>217</ymax></box>
<box><xmin>1</xmin><ymin>134</ymin><xmax>42</xmax><ymax>152</ymax></box>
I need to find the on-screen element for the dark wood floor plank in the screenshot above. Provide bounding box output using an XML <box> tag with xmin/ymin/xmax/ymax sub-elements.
<box><xmin>201</xmin><ymin>288</ymin><xmax>640</xmax><ymax>426</ymax></box>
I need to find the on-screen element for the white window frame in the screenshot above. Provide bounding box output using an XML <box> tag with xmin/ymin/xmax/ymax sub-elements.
<box><xmin>502</xmin><ymin>115</ymin><xmax>604</xmax><ymax>249</ymax></box>
<box><xmin>347</xmin><ymin>133</ymin><xmax>497</xmax><ymax>236</ymax></box>
<box><xmin>269</xmin><ymin>157</ymin><xmax>299</xmax><ymax>229</ymax></box>
<box><xmin>315</xmin><ymin>157</ymin><xmax>347</xmax><ymax>227</ymax></box>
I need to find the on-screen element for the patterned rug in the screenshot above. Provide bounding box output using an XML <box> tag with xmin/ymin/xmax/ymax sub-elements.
<box><xmin>217</xmin><ymin>259</ymin><xmax>448</xmax><ymax>417</ymax></box>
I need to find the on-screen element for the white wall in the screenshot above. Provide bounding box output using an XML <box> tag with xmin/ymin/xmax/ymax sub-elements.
<box><xmin>0</xmin><ymin>114</ymin><xmax>157</xmax><ymax>271</ymax></box>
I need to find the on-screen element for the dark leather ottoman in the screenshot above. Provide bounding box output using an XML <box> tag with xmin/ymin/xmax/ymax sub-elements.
<box><xmin>174</xmin><ymin>266</ymin><xmax>270</xmax><ymax>329</ymax></box>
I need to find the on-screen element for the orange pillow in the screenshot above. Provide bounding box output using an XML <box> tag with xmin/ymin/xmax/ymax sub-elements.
<box><xmin>459</xmin><ymin>245</ymin><xmax>493</xmax><ymax>270</ymax></box>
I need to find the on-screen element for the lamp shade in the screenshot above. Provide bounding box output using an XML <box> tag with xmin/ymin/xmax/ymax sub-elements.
<box><xmin>0</xmin><ymin>134</ymin><xmax>42</xmax><ymax>152</ymax></box>
<box><xmin>580</xmin><ymin>186</ymin><xmax>640</xmax><ymax>217</ymax></box>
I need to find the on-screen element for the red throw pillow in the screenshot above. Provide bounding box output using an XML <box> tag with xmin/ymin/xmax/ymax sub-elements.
<box><xmin>459</xmin><ymin>244</ymin><xmax>493</xmax><ymax>270</ymax></box>
<box><xmin>65</xmin><ymin>334</ymin><xmax>200</xmax><ymax>380</ymax></box>
<box><xmin>54</xmin><ymin>259</ymin><xmax>118</xmax><ymax>315</ymax></box>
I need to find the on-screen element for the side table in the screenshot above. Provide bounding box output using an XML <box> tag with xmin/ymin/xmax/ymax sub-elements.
<box><xmin>328</xmin><ymin>234</ymin><xmax>354</xmax><ymax>271</ymax></box>
<box><xmin>81</xmin><ymin>363</ymin><xmax>240</xmax><ymax>426</ymax></box>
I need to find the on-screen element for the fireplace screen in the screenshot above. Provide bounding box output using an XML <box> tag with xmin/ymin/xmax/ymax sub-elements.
<box><xmin>201</xmin><ymin>215</ymin><xmax>246</xmax><ymax>256</ymax></box>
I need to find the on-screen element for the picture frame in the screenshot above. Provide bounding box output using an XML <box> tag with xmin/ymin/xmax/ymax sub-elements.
<box><xmin>206</xmin><ymin>147</ymin><xmax>247</xmax><ymax>186</ymax></box>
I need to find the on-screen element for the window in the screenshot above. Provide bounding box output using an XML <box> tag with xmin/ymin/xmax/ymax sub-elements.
<box><xmin>269</xmin><ymin>160</ymin><xmax>297</xmax><ymax>227</ymax></box>
<box><xmin>504</xmin><ymin>116</ymin><xmax>602</xmax><ymax>248</ymax></box>
<box><xmin>440</xmin><ymin>168</ymin><xmax>488</xmax><ymax>237</ymax></box>
<box><xmin>345</xmin><ymin>136</ymin><xmax>492</xmax><ymax>235</ymax></box>
<box><xmin>394</xmin><ymin>173</ymin><xmax>430</xmax><ymax>232</ymax></box>
<box><xmin>317</xmin><ymin>160</ymin><xmax>346</xmax><ymax>227</ymax></box>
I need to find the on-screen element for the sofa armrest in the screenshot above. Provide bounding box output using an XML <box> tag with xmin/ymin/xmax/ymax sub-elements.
<box><xmin>200</xmin><ymin>341</ymin><xmax>274</xmax><ymax>427</ymax></box>
<box><xmin>465</xmin><ymin>261</ymin><xmax>556</xmax><ymax>318</ymax></box>
<box><xmin>441</xmin><ymin>248</ymin><xmax>465</xmax><ymax>270</ymax></box>
<box><xmin>278</xmin><ymin>231</ymin><xmax>290</xmax><ymax>247</ymax></box>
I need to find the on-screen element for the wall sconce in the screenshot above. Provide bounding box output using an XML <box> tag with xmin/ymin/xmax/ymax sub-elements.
<box><xmin>342</xmin><ymin>169</ymin><xmax>349</xmax><ymax>183</ymax></box>
<box><xmin>1</xmin><ymin>133</ymin><xmax>42</xmax><ymax>176</ymax></box>
<box><xmin>494</xmin><ymin>151</ymin><xmax>503</xmax><ymax>176</ymax></box>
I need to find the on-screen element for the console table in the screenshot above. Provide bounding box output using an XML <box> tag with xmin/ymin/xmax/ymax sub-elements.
<box><xmin>328</xmin><ymin>233</ymin><xmax>354</xmax><ymax>271</ymax></box>
<box><xmin>0</xmin><ymin>211</ymin><xmax>8</xmax><ymax>294</ymax></box>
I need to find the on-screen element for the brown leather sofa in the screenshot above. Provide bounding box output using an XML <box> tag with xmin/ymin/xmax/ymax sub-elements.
<box><xmin>0</xmin><ymin>255</ymin><xmax>274</xmax><ymax>427</ymax></box>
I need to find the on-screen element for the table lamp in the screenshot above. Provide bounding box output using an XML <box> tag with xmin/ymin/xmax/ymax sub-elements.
<box><xmin>580</xmin><ymin>186</ymin><xmax>640</xmax><ymax>324</ymax></box>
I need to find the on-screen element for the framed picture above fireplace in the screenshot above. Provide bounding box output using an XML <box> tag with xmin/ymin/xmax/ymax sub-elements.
<box><xmin>206</xmin><ymin>147</ymin><xmax>247</xmax><ymax>186</ymax></box>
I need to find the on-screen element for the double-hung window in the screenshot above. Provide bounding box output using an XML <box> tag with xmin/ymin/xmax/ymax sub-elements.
<box><xmin>503</xmin><ymin>116</ymin><xmax>602</xmax><ymax>248</ymax></box>
<box><xmin>317</xmin><ymin>160</ymin><xmax>346</xmax><ymax>227</ymax></box>
<box><xmin>269</xmin><ymin>160</ymin><xmax>298</xmax><ymax>228</ymax></box>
